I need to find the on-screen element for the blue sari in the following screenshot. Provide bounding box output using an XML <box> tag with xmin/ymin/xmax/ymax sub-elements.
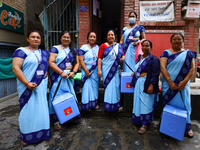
<box><xmin>132</xmin><ymin>55</ymin><xmax>158</xmax><ymax>125</ymax></box>
<box><xmin>161</xmin><ymin>49</ymin><xmax>196</xmax><ymax>132</ymax></box>
<box><xmin>13</xmin><ymin>47</ymin><xmax>50</xmax><ymax>143</ymax></box>
<box><xmin>102</xmin><ymin>43</ymin><xmax>123</xmax><ymax>111</ymax></box>
<box><xmin>49</xmin><ymin>46</ymin><xmax>77</xmax><ymax>122</ymax></box>
<box><xmin>79</xmin><ymin>44</ymin><xmax>99</xmax><ymax>111</ymax></box>
<box><xmin>122</xmin><ymin>25</ymin><xmax>145</xmax><ymax>72</ymax></box>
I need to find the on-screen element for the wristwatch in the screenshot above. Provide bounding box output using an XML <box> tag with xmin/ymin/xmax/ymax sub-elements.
<box><xmin>72</xmin><ymin>71</ymin><xmax>77</xmax><ymax>74</ymax></box>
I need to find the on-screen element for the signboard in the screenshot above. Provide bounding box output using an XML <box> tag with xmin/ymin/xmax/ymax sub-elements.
<box><xmin>0</xmin><ymin>1</ymin><xmax>24</xmax><ymax>34</ymax></box>
<box><xmin>185</xmin><ymin>2</ymin><xmax>200</xmax><ymax>19</ymax></box>
<box><xmin>140</xmin><ymin>1</ymin><xmax>174</xmax><ymax>22</ymax></box>
<box><xmin>79</xmin><ymin>6</ymin><xmax>87</xmax><ymax>11</ymax></box>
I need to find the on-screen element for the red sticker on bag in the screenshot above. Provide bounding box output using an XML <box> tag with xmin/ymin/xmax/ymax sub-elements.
<box><xmin>126</xmin><ymin>83</ymin><xmax>131</xmax><ymax>88</ymax></box>
<box><xmin>64</xmin><ymin>107</ymin><xmax>72</xmax><ymax>116</ymax></box>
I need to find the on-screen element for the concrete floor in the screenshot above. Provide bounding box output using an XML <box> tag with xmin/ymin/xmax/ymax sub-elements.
<box><xmin>0</xmin><ymin>95</ymin><xmax>200</xmax><ymax>150</ymax></box>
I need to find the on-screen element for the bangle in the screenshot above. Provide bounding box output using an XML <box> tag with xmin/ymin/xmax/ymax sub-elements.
<box><xmin>25</xmin><ymin>82</ymin><xmax>29</xmax><ymax>87</ymax></box>
<box><xmin>167</xmin><ymin>78</ymin><xmax>171</xmax><ymax>81</ymax></box>
<box><xmin>59</xmin><ymin>71</ymin><xmax>63</xmax><ymax>75</ymax></box>
<box><xmin>72</xmin><ymin>71</ymin><xmax>77</xmax><ymax>74</ymax></box>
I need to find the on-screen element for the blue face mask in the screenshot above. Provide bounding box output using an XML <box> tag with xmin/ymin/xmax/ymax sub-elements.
<box><xmin>129</xmin><ymin>17</ymin><xmax>136</xmax><ymax>24</ymax></box>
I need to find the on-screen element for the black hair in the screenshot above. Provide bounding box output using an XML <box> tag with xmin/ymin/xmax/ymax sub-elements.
<box><xmin>170</xmin><ymin>33</ymin><xmax>184</xmax><ymax>42</ymax></box>
<box><xmin>87</xmin><ymin>31</ymin><xmax>97</xmax><ymax>43</ymax></box>
<box><xmin>141</xmin><ymin>40</ymin><xmax>152</xmax><ymax>49</ymax></box>
<box><xmin>87</xmin><ymin>31</ymin><xmax>96</xmax><ymax>40</ymax></box>
<box><xmin>128</xmin><ymin>11</ymin><xmax>137</xmax><ymax>18</ymax></box>
<box><xmin>107</xmin><ymin>29</ymin><xmax>116</xmax><ymax>36</ymax></box>
<box><xmin>27</xmin><ymin>30</ymin><xmax>41</xmax><ymax>38</ymax></box>
<box><xmin>59</xmin><ymin>31</ymin><xmax>77</xmax><ymax>69</ymax></box>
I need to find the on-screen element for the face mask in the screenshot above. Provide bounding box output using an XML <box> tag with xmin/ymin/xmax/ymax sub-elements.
<box><xmin>129</xmin><ymin>17</ymin><xmax>136</xmax><ymax>24</ymax></box>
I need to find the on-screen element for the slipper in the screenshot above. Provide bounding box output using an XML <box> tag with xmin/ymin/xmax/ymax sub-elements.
<box><xmin>95</xmin><ymin>105</ymin><xmax>99</xmax><ymax>110</ymax></box>
<box><xmin>139</xmin><ymin>125</ymin><xmax>147</xmax><ymax>134</ymax></box>
<box><xmin>21</xmin><ymin>140</ymin><xmax>28</xmax><ymax>146</ymax></box>
<box><xmin>186</xmin><ymin>129</ymin><xmax>194</xmax><ymax>138</ymax></box>
<box><xmin>118</xmin><ymin>107</ymin><xmax>124</xmax><ymax>112</ymax></box>
<box><xmin>54</xmin><ymin>121</ymin><xmax>61</xmax><ymax>130</ymax></box>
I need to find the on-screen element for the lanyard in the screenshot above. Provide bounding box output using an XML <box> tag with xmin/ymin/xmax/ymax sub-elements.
<box><xmin>61</xmin><ymin>44</ymin><xmax>69</xmax><ymax>61</ymax></box>
<box><xmin>88</xmin><ymin>43</ymin><xmax>96</xmax><ymax>61</ymax></box>
<box><xmin>29</xmin><ymin>46</ymin><xmax>41</xmax><ymax>64</ymax></box>
<box><xmin>110</xmin><ymin>43</ymin><xmax>116</xmax><ymax>56</ymax></box>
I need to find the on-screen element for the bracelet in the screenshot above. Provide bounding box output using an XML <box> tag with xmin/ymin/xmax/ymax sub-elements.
<box><xmin>25</xmin><ymin>82</ymin><xmax>29</xmax><ymax>87</ymax></box>
<box><xmin>85</xmin><ymin>70</ymin><xmax>89</xmax><ymax>74</ymax></box>
<box><xmin>72</xmin><ymin>71</ymin><xmax>77</xmax><ymax>74</ymax></box>
<box><xmin>59</xmin><ymin>71</ymin><xmax>64</xmax><ymax>75</ymax></box>
<box><xmin>167</xmin><ymin>78</ymin><xmax>171</xmax><ymax>81</ymax></box>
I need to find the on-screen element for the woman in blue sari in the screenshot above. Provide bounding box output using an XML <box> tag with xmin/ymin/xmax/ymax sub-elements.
<box><xmin>12</xmin><ymin>30</ymin><xmax>50</xmax><ymax>145</ymax></box>
<box><xmin>98</xmin><ymin>30</ymin><xmax>125</xmax><ymax>111</ymax></box>
<box><xmin>160</xmin><ymin>33</ymin><xmax>195</xmax><ymax>138</ymax></box>
<box><xmin>130</xmin><ymin>40</ymin><xmax>160</xmax><ymax>134</ymax></box>
<box><xmin>79</xmin><ymin>31</ymin><xmax>99</xmax><ymax>111</ymax></box>
<box><xmin>48</xmin><ymin>31</ymin><xmax>79</xmax><ymax>130</ymax></box>
<box><xmin>120</xmin><ymin>11</ymin><xmax>146</xmax><ymax>72</ymax></box>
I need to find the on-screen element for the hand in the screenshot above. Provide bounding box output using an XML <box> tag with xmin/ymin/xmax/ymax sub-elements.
<box><xmin>178</xmin><ymin>80</ymin><xmax>187</xmax><ymax>91</ymax></box>
<box><xmin>133</xmin><ymin>41</ymin><xmax>140</xmax><ymax>46</ymax></box>
<box><xmin>85</xmin><ymin>71</ymin><xmax>90</xmax><ymax>78</ymax></box>
<box><xmin>98</xmin><ymin>70</ymin><xmax>102</xmax><ymax>78</ymax></box>
<box><xmin>168</xmin><ymin>80</ymin><xmax>178</xmax><ymax>90</ymax></box>
<box><xmin>131</xmin><ymin>73</ymin><xmax>135</xmax><ymax>76</ymax></box>
<box><xmin>60</xmin><ymin>71</ymin><xmax>68</xmax><ymax>78</ymax></box>
<box><xmin>147</xmin><ymin>84</ymin><xmax>154</xmax><ymax>94</ymax></box>
<box><xmin>120</xmin><ymin>56</ymin><xmax>125</xmax><ymax>62</ymax></box>
<box><xmin>27</xmin><ymin>82</ymin><xmax>37</xmax><ymax>91</ymax></box>
<box><xmin>67</xmin><ymin>72</ymin><xmax>75</xmax><ymax>78</ymax></box>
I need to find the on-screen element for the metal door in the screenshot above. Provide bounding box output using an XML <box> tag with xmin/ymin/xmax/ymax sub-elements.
<box><xmin>42</xmin><ymin>0</ymin><xmax>79</xmax><ymax>50</ymax></box>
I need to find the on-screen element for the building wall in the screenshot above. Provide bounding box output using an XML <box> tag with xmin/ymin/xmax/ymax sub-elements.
<box><xmin>78</xmin><ymin>0</ymin><xmax>90</xmax><ymax>48</ymax></box>
<box><xmin>0</xmin><ymin>0</ymin><xmax>27</xmax><ymax>46</ymax></box>
<box><xmin>0</xmin><ymin>0</ymin><xmax>44</xmax><ymax>98</ymax></box>
<box><xmin>123</xmin><ymin>0</ymin><xmax>199</xmax><ymax>52</ymax></box>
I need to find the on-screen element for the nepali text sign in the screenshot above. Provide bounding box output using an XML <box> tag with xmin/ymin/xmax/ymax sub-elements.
<box><xmin>0</xmin><ymin>1</ymin><xmax>24</xmax><ymax>34</ymax></box>
<box><xmin>185</xmin><ymin>2</ymin><xmax>200</xmax><ymax>19</ymax></box>
<box><xmin>140</xmin><ymin>1</ymin><xmax>174</xmax><ymax>22</ymax></box>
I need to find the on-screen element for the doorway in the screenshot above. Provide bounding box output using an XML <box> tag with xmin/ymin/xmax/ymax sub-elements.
<box><xmin>92</xmin><ymin>0</ymin><xmax>123</xmax><ymax>44</ymax></box>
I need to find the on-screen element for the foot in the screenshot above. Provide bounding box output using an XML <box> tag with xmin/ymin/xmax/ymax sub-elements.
<box><xmin>54</xmin><ymin>121</ymin><xmax>61</xmax><ymax>130</ymax></box>
<box><xmin>21</xmin><ymin>140</ymin><xmax>28</xmax><ymax>146</ymax></box>
<box><xmin>138</xmin><ymin>125</ymin><xmax>147</xmax><ymax>134</ymax></box>
<box><xmin>186</xmin><ymin>129</ymin><xmax>194</xmax><ymax>138</ymax></box>
<box><xmin>118</xmin><ymin>107</ymin><xmax>124</xmax><ymax>112</ymax></box>
<box><xmin>95</xmin><ymin>105</ymin><xmax>99</xmax><ymax>110</ymax></box>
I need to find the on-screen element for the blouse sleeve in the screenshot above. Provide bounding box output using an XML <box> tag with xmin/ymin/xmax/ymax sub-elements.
<box><xmin>98</xmin><ymin>44</ymin><xmax>107</xmax><ymax>59</ymax></box>
<box><xmin>139</xmin><ymin>25</ymin><xmax>145</xmax><ymax>33</ymax></box>
<box><xmin>13</xmin><ymin>49</ymin><xmax>27</xmax><ymax>59</ymax></box>
<box><xmin>50</xmin><ymin>47</ymin><xmax>58</xmax><ymax>54</ymax></box>
<box><xmin>160</xmin><ymin>51</ymin><xmax>169</xmax><ymax>58</ymax></box>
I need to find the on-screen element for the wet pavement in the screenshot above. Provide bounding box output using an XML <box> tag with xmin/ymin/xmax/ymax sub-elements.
<box><xmin>0</xmin><ymin>94</ymin><xmax>200</xmax><ymax>150</ymax></box>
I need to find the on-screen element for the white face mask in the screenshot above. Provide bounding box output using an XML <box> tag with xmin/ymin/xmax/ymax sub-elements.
<box><xmin>129</xmin><ymin>17</ymin><xmax>136</xmax><ymax>24</ymax></box>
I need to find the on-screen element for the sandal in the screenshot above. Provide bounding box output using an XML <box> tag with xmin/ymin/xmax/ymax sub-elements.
<box><xmin>21</xmin><ymin>140</ymin><xmax>28</xmax><ymax>146</ymax></box>
<box><xmin>95</xmin><ymin>105</ymin><xmax>99</xmax><ymax>110</ymax></box>
<box><xmin>118</xmin><ymin>107</ymin><xmax>124</xmax><ymax>112</ymax></box>
<box><xmin>186</xmin><ymin>129</ymin><xmax>194</xmax><ymax>138</ymax></box>
<box><xmin>54</xmin><ymin>121</ymin><xmax>61</xmax><ymax>130</ymax></box>
<box><xmin>138</xmin><ymin>125</ymin><xmax>147</xmax><ymax>134</ymax></box>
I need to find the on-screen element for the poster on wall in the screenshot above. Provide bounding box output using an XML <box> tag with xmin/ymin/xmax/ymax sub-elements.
<box><xmin>0</xmin><ymin>1</ymin><xmax>24</xmax><ymax>34</ymax></box>
<box><xmin>140</xmin><ymin>1</ymin><xmax>174</xmax><ymax>22</ymax></box>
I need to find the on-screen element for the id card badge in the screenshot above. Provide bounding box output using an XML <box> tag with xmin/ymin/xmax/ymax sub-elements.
<box><xmin>111</xmin><ymin>56</ymin><xmax>116</xmax><ymax>60</ymax></box>
<box><xmin>136</xmin><ymin>72</ymin><xmax>140</xmax><ymax>77</ymax></box>
<box><xmin>66</xmin><ymin>62</ymin><xmax>71</xmax><ymax>67</ymax></box>
<box><xmin>92</xmin><ymin>61</ymin><xmax>96</xmax><ymax>65</ymax></box>
<box><xmin>129</xmin><ymin>36</ymin><xmax>133</xmax><ymax>40</ymax></box>
<box><xmin>37</xmin><ymin>70</ymin><xmax>44</xmax><ymax>76</ymax></box>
